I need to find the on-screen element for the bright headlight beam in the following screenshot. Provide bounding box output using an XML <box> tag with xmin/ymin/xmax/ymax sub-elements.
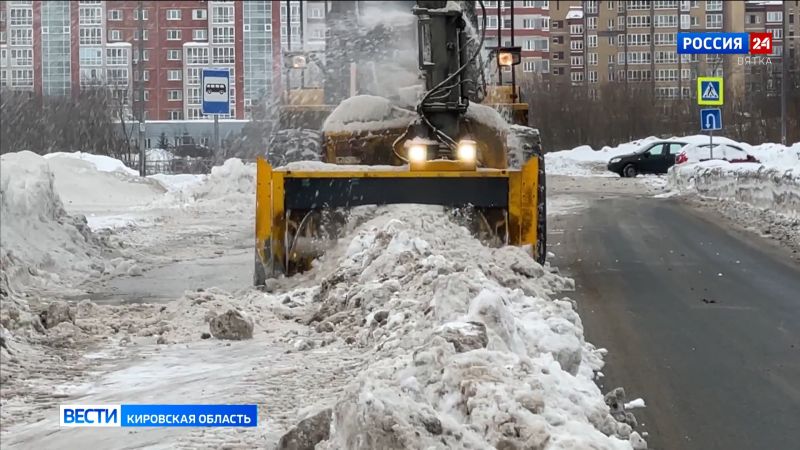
<box><xmin>457</xmin><ymin>140</ymin><xmax>477</xmax><ymax>161</ymax></box>
<box><xmin>408</xmin><ymin>144</ymin><xmax>427</xmax><ymax>163</ymax></box>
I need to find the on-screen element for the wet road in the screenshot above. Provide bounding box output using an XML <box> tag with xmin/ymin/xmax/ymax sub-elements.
<box><xmin>548</xmin><ymin>177</ymin><xmax>800</xmax><ymax>450</ymax></box>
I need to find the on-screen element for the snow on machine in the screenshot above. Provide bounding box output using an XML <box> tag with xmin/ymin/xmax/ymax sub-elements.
<box><xmin>254</xmin><ymin>1</ymin><xmax>545</xmax><ymax>284</ymax></box>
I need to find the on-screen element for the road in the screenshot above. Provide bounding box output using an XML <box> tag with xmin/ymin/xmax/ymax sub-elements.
<box><xmin>548</xmin><ymin>175</ymin><xmax>800</xmax><ymax>450</ymax></box>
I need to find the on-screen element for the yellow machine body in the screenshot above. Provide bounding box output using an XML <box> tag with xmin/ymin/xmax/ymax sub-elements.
<box><xmin>254</xmin><ymin>157</ymin><xmax>540</xmax><ymax>280</ymax></box>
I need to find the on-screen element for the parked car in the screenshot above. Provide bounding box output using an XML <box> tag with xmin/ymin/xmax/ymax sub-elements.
<box><xmin>607</xmin><ymin>141</ymin><xmax>689</xmax><ymax>177</ymax></box>
<box><xmin>675</xmin><ymin>143</ymin><xmax>759</xmax><ymax>165</ymax></box>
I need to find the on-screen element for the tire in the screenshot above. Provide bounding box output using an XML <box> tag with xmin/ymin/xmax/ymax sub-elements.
<box><xmin>623</xmin><ymin>164</ymin><xmax>638</xmax><ymax>178</ymax></box>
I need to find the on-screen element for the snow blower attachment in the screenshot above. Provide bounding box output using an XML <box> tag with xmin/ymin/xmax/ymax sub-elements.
<box><xmin>254</xmin><ymin>0</ymin><xmax>546</xmax><ymax>284</ymax></box>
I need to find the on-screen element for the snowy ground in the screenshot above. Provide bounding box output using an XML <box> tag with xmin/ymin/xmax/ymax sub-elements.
<box><xmin>1</xmin><ymin>152</ymin><xmax>646</xmax><ymax>449</ymax></box>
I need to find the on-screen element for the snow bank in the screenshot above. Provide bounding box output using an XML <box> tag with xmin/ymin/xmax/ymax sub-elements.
<box><xmin>322</xmin><ymin>95</ymin><xmax>415</xmax><ymax>133</ymax></box>
<box><xmin>0</xmin><ymin>152</ymin><xmax>107</xmax><ymax>293</ymax></box>
<box><xmin>152</xmin><ymin>158</ymin><xmax>255</xmax><ymax>213</ymax></box>
<box><xmin>44</xmin><ymin>151</ymin><xmax>138</xmax><ymax>176</ymax></box>
<box><xmin>44</xmin><ymin>153</ymin><xmax>165</xmax><ymax>214</ymax></box>
<box><xmin>668</xmin><ymin>161</ymin><xmax>800</xmax><ymax>218</ymax></box>
<box><xmin>293</xmin><ymin>205</ymin><xmax>643</xmax><ymax>449</ymax></box>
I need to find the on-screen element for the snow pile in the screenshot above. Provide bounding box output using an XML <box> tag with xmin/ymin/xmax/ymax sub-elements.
<box><xmin>668</xmin><ymin>160</ymin><xmax>800</xmax><ymax>218</ymax></box>
<box><xmin>291</xmin><ymin>205</ymin><xmax>643</xmax><ymax>449</ymax></box>
<box><xmin>159</xmin><ymin>158</ymin><xmax>255</xmax><ymax>211</ymax></box>
<box><xmin>747</xmin><ymin>142</ymin><xmax>800</xmax><ymax>170</ymax></box>
<box><xmin>0</xmin><ymin>152</ymin><xmax>109</xmax><ymax>294</ymax></box>
<box><xmin>43</xmin><ymin>153</ymin><xmax>165</xmax><ymax>215</ymax></box>
<box><xmin>44</xmin><ymin>151</ymin><xmax>138</xmax><ymax>176</ymax></box>
<box><xmin>148</xmin><ymin>173</ymin><xmax>205</xmax><ymax>193</ymax></box>
<box><xmin>322</xmin><ymin>95</ymin><xmax>415</xmax><ymax>133</ymax></box>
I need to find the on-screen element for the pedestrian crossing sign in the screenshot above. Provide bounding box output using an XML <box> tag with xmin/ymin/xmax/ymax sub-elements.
<box><xmin>697</xmin><ymin>76</ymin><xmax>723</xmax><ymax>106</ymax></box>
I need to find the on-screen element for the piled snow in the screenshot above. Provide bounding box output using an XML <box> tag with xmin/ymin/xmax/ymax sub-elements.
<box><xmin>148</xmin><ymin>173</ymin><xmax>205</xmax><ymax>193</ymax></box>
<box><xmin>0</xmin><ymin>152</ymin><xmax>107</xmax><ymax>293</ymax></box>
<box><xmin>668</xmin><ymin>160</ymin><xmax>800</xmax><ymax>218</ymax></box>
<box><xmin>291</xmin><ymin>205</ymin><xmax>643</xmax><ymax>449</ymax></box>
<box><xmin>747</xmin><ymin>142</ymin><xmax>800</xmax><ymax>171</ymax></box>
<box><xmin>43</xmin><ymin>153</ymin><xmax>165</xmax><ymax>215</ymax></box>
<box><xmin>152</xmin><ymin>158</ymin><xmax>255</xmax><ymax>213</ymax></box>
<box><xmin>44</xmin><ymin>152</ymin><xmax>138</xmax><ymax>176</ymax></box>
<box><xmin>322</xmin><ymin>95</ymin><xmax>415</xmax><ymax>133</ymax></box>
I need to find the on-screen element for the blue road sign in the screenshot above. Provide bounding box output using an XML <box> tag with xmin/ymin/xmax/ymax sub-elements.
<box><xmin>700</xmin><ymin>108</ymin><xmax>722</xmax><ymax>131</ymax></box>
<box><xmin>698</xmin><ymin>77</ymin><xmax>723</xmax><ymax>106</ymax></box>
<box><xmin>202</xmin><ymin>68</ymin><xmax>230</xmax><ymax>115</ymax></box>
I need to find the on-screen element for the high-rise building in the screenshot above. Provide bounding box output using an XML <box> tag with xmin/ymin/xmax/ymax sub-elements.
<box><xmin>481</xmin><ymin>1</ymin><xmax>552</xmax><ymax>78</ymax></box>
<box><xmin>548</xmin><ymin>0</ymin><xmax>746</xmax><ymax>100</ymax></box>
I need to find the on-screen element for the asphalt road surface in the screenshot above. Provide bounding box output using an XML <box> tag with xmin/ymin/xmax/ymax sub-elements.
<box><xmin>548</xmin><ymin>176</ymin><xmax>800</xmax><ymax>450</ymax></box>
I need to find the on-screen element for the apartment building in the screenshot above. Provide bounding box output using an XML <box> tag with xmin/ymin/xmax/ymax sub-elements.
<box><xmin>745</xmin><ymin>1</ymin><xmax>800</xmax><ymax>93</ymax></box>
<box><xmin>549</xmin><ymin>0</ymin><xmax>747</xmax><ymax>100</ymax></box>
<box><xmin>0</xmin><ymin>1</ymin><xmax>332</xmax><ymax>120</ymax></box>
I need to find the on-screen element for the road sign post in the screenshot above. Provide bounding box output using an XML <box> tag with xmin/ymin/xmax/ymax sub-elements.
<box><xmin>201</xmin><ymin>68</ymin><xmax>231</xmax><ymax>158</ymax></box>
<box><xmin>698</xmin><ymin>76</ymin><xmax>724</xmax><ymax>159</ymax></box>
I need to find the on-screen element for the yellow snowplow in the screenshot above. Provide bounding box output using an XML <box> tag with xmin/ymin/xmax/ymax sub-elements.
<box><xmin>254</xmin><ymin>155</ymin><xmax>541</xmax><ymax>282</ymax></box>
<box><xmin>253</xmin><ymin>1</ymin><xmax>546</xmax><ymax>284</ymax></box>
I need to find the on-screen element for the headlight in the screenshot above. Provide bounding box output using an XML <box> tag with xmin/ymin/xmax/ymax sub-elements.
<box><xmin>610</xmin><ymin>157</ymin><xmax>621</xmax><ymax>163</ymax></box>
<box><xmin>457</xmin><ymin>139</ymin><xmax>477</xmax><ymax>161</ymax></box>
<box><xmin>408</xmin><ymin>144</ymin><xmax>427</xmax><ymax>163</ymax></box>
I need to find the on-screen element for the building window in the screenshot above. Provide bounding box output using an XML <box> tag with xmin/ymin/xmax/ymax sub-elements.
<box><xmin>168</xmin><ymin>70</ymin><xmax>182</xmax><ymax>81</ymax></box>
<box><xmin>193</xmin><ymin>9</ymin><xmax>207</xmax><ymax>20</ymax></box>
<box><xmin>706</xmin><ymin>0</ymin><xmax>722</xmax><ymax>12</ymax></box>
<box><xmin>212</xmin><ymin>5</ymin><xmax>234</xmax><ymax>24</ymax></box>
<box><xmin>588</xmin><ymin>71</ymin><xmax>598</xmax><ymax>83</ymax></box>
<box><xmin>748</xmin><ymin>14</ymin><xmax>760</xmax><ymax>25</ymax></box>
<box><xmin>570</xmin><ymin>71</ymin><xmax>584</xmax><ymax>83</ymax></box>
<box><xmin>168</xmin><ymin>90</ymin><xmax>182</xmax><ymax>101</ymax></box>
<box><xmin>79</xmin><ymin>6</ymin><xmax>102</xmax><ymax>25</ymax></box>
<box><xmin>169</xmin><ymin>110</ymin><xmax>183</xmax><ymax>120</ymax></box>
<box><xmin>570</xmin><ymin>40</ymin><xmax>584</xmax><ymax>50</ymax></box>
<box><xmin>654</xmin><ymin>51</ymin><xmax>677</xmax><ymax>64</ymax></box>
<box><xmin>77</xmin><ymin>28</ymin><xmax>99</xmax><ymax>45</ymax></box>
<box><xmin>212</xmin><ymin>46</ymin><xmax>235</xmax><ymax>64</ymax></box>
<box><xmin>167</xmin><ymin>49</ymin><xmax>182</xmax><ymax>60</ymax></box>
<box><xmin>706</xmin><ymin>14</ymin><xmax>722</xmax><ymax>29</ymax></box>
<box><xmin>108</xmin><ymin>30</ymin><xmax>122</xmax><ymax>41</ymax></box>
<box><xmin>10</xmin><ymin>7</ymin><xmax>33</xmax><ymax>26</ymax></box>
<box><xmin>106</xmin><ymin>48</ymin><xmax>127</xmax><ymax>65</ymax></box>
<box><xmin>134</xmin><ymin>8</ymin><xmax>149</xmax><ymax>20</ymax></box>
<box><xmin>310</xmin><ymin>7</ymin><xmax>323</xmax><ymax>18</ymax></box>
<box><xmin>691</xmin><ymin>16</ymin><xmax>700</xmax><ymax>27</ymax></box>
<box><xmin>570</xmin><ymin>55</ymin><xmax>583</xmax><ymax>66</ymax></box>
<box><xmin>187</xmin><ymin>67</ymin><xmax>202</xmax><ymax>85</ymax></box>
<box><xmin>193</xmin><ymin>29</ymin><xmax>208</xmax><ymax>41</ymax></box>
<box><xmin>569</xmin><ymin>24</ymin><xmax>583</xmax><ymax>35</ymax></box>
<box><xmin>79</xmin><ymin>47</ymin><xmax>102</xmax><ymax>66</ymax></box>
<box><xmin>167</xmin><ymin>30</ymin><xmax>182</xmax><ymax>40</ymax></box>
<box><xmin>772</xmin><ymin>28</ymin><xmax>783</xmax><ymax>40</ymax></box>
<box><xmin>108</xmin><ymin>9</ymin><xmax>122</xmax><ymax>21</ymax></box>
<box><xmin>143</xmin><ymin>71</ymin><xmax>149</xmax><ymax>81</ymax></box>
<box><xmin>187</xmin><ymin>87</ymin><xmax>201</xmax><ymax>105</ymax></box>
<box><xmin>10</xmin><ymin>49</ymin><xmax>33</xmax><ymax>66</ymax></box>
<box><xmin>522</xmin><ymin>16</ymin><xmax>549</xmax><ymax>30</ymax></box>
<box><xmin>587</xmin><ymin>17</ymin><xmax>597</xmax><ymax>30</ymax></box>
<box><xmin>654</xmin><ymin>14</ymin><xmax>678</xmax><ymax>28</ymax></box>
<box><xmin>11</xmin><ymin>69</ymin><xmax>34</xmax><ymax>87</ymax></box>
<box><xmin>134</xmin><ymin>29</ymin><xmax>149</xmax><ymax>41</ymax></box>
<box><xmin>627</xmin><ymin>15</ymin><xmax>651</xmax><ymax>28</ymax></box>
<box><xmin>167</xmin><ymin>9</ymin><xmax>181</xmax><ymax>20</ymax></box>
<box><xmin>653</xmin><ymin>0</ymin><xmax>679</xmax><ymax>8</ymax></box>
<box><xmin>587</xmin><ymin>34</ymin><xmax>598</xmax><ymax>48</ymax></box>
<box><xmin>766</xmin><ymin>12</ymin><xmax>783</xmax><ymax>23</ymax></box>
<box><xmin>212</xmin><ymin>26</ymin><xmax>234</xmax><ymax>44</ymax></box>
<box><xmin>186</xmin><ymin>47</ymin><xmax>209</xmax><ymax>64</ymax></box>
<box><xmin>587</xmin><ymin>52</ymin><xmax>598</xmax><ymax>65</ymax></box>
<box><xmin>654</xmin><ymin>33</ymin><xmax>676</xmax><ymax>45</ymax></box>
